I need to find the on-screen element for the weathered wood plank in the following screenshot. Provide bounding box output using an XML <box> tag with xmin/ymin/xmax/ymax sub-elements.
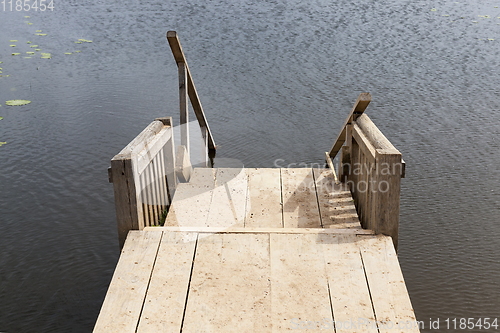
<box><xmin>358</xmin><ymin>235</ymin><xmax>420</xmax><ymax>333</ymax></box>
<box><xmin>205</xmin><ymin>168</ymin><xmax>248</xmax><ymax>227</ymax></box>
<box><xmin>281</xmin><ymin>168</ymin><xmax>321</xmax><ymax>228</ymax></box>
<box><xmin>313</xmin><ymin>169</ymin><xmax>361</xmax><ymax>229</ymax></box>
<box><xmin>143</xmin><ymin>226</ymin><xmax>375</xmax><ymax>235</ymax></box>
<box><xmin>320</xmin><ymin>234</ymin><xmax>378</xmax><ymax>333</ymax></box>
<box><xmin>134</xmin><ymin>126</ymin><xmax>173</xmax><ymax>175</ymax></box>
<box><xmin>328</xmin><ymin>93</ymin><xmax>371</xmax><ymax>159</ymax></box>
<box><xmin>182</xmin><ymin>233</ymin><xmax>272</xmax><ymax>332</ymax></box>
<box><xmin>178</xmin><ymin>62</ymin><xmax>189</xmax><ymax>155</ymax></box>
<box><xmin>270</xmin><ymin>233</ymin><xmax>334</xmax><ymax>331</ymax></box>
<box><xmin>93</xmin><ymin>231</ymin><xmax>162</xmax><ymax>333</ymax></box>
<box><xmin>136</xmin><ymin>231</ymin><xmax>197</xmax><ymax>332</ymax></box>
<box><xmin>352</xmin><ymin>123</ymin><xmax>376</xmax><ymax>163</ymax></box>
<box><xmin>245</xmin><ymin>168</ymin><xmax>282</xmax><ymax>228</ymax></box>
<box><xmin>164</xmin><ymin>168</ymin><xmax>216</xmax><ymax>227</ymax></box>
<box><xmin>175</xmin><ymin>145</ymin><xmax>192</xmax><ymax>183</ymax></box>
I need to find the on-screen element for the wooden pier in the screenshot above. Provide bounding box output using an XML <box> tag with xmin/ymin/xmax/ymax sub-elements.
<box><xmin>96</xmin><ymin>32</ymin><xmax>419</xmax><ymax>332</ymax></box>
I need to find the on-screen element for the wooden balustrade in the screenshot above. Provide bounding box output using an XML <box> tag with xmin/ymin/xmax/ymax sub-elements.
<box><xmin>109</xmin><ymin>117</ymin><xmax>176</xmax><ymax>248</ymax></box>
<box><xmin>328</xmin><ymin>94</ymin><xmax>405</xmax><ymax>250</ymax></box>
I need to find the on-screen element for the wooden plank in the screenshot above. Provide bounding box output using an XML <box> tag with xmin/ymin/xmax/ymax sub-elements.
<box><xmin>134</xmin><ymin>126</ymin><xmax>173</xmax><ymax>175</ymax></box>
<box><xmin>111</xmin><ymin>158</ymin><xmax>140</xmax><ymax>249</ymax></box>
<box><xmin>245</xmin><ymin>168</ymin><xmax>282</xmax><ymax>228</ymax></box>
<box><xmin>93</xmin><ymin>231</ymin><xmax>162</xmax><ymax>333</ymax></box>
<box><xmin>144</xmin><ymin>226</ymin><xmax>375</xmax><ymax>235</ymax></box>
<box><xmin>205</xmin><ymin>168</ymin><xmax>248</xmax><ymax>227</ymax></box>
<box><xmin>324</xmin><ymin>152</ymin><xmax>339</xmax><ymax>184</ymax></box>
<box><xmin>356</xmin><ymin>114</ymin><xmax>399</xmax><ymax>152</ymax></box>
<box><xmin>112</xmin><ymin>120</ymin><xmax>164</xmax><ymax>160</ymax></box>
<box><xmin>175</xmin><ymin>145</ymin><xmax>192</xmax><ymax>183</ymax></box>
<box><xmin>281</xmin><ymin>168</ymin><xmax>321</xmax><ymax>228</ymax></box>
<box><xmin>339</xmin><ymin>145</ymin><xmax>351</xmax><ymax>182</ymax></box>
<box><xmin>164</xmin><ymin>168</ymin><xmax>215</xmax><ymax>227</ymax></box>
<box><xmin>328</xmin><ymin>93</ymin><xmax>371</xmax><ymax>159</ymax></box>
<box><xmin>270</xmin><ymin>233</ymin><xmax>334</xmax><ymax>331</ymax></box>
<box><xmin>179</xmin><ymin>62</ymin><xmax>189</xmax><ymax>155</ymax></box>
<box><xmin>358</xmin><ymin>235</ymin><xmax>420</xmax><ymax>333</ymax></box>
<box><xmin>313</xmin><ymin>169</ymin><xmax>361</xmax><ymax>229</ymax></box>
<box><xmin>352</xmin><ymin>123</ymin><xmax>376</xmax><ymax>163</ymax></box>
<box><xmin>373</xmin><ymin>149</ymin><xmax>401</xmax><ymax>250</ymax></box>
<box><xmin>182</xmin><ymin>233</ymin><xmax>272</xmax><ymax>332</ymax></box>
<box><xmin>163</xmin><ymin>133</ymin><xmax>177</xmax><ymax>202</ymax></box>
<box><xmin>136</xmin><ymin>231</ymin><xmax>197</xmax><ymax>332</ymax></box>
<box><xmin>166</xmin><ymin>31</ymin><xmax>216</xmax><ymax>150</ymax></box>
<box><xmin>320</xmin><ymin>234</ymin><xmax>378</xmax><ymax>333</ymax></box>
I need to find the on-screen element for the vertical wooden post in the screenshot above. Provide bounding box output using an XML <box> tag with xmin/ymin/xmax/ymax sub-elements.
<box><xmin>179</xmin><ymin>62</ymin><xmax>189</xmax><ymax>157</ymax></box>
<box><xmin>372</xmin><ymin>148</ymin><xmax>402</xmax><ymax>250</ymax></box>
<box><xmin>201</xmin><ymin>126</ymin><xmax>208</xmax><ymax>167</ymax></box>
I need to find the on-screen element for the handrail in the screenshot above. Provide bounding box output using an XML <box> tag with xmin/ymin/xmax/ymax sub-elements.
<box><xmin>166</xmin><ymin>31</ymin><xmax>216</xmax><ymax>152</ymax></box>
<box><xmin>328</xmin><ymin>92</ymin><xmax>371</xmax><ymax>159</ymax></box>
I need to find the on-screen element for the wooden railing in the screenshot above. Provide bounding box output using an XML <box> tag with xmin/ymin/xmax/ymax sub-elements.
<box><xmin>327</xmin><ymin>93</ymin><xmax>405</xmax><ymax>250</ymax></box>
<box><xmin>108</xmin><ymin>32</ymin><xmax>216</xmax><ymax>248</ymax></box>
<box><xmin>109</xmin><ymin>117</ymin><xmax>177</xmax><ymax>248</ymax></box>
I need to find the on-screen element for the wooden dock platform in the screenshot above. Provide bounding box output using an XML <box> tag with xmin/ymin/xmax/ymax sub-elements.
<box><xmin>98</xmin><ymin>32</ymin><xmax>418</xmax><ymax>332</ymax></box>
<box><xmin>95</xmin><ymin>168</ymin><xmax>419</xmax><ymax>332</ymax></box>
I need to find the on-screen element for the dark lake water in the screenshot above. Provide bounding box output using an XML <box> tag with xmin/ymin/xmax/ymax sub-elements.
<box><xmin>1</xmin><ymin>1</ymin><xmax>499</xmax><ymax>332</ymax></box>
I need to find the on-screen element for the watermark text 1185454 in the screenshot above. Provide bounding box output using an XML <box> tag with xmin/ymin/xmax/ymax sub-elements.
<box><xmin>2</xmin><ymin>0</ymin><xmax>54</xmax><ymax>11</ymax></box>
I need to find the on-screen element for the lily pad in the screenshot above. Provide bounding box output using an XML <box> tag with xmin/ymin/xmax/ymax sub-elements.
<box><xmin>41</xmin><ymin>53</ymin><xmax>51</xmax><ymax>59</ymax></box>
<box><xmin>5</xmin><ymin>100</ymin><xmax>31</xmax><ymax>106</ymax></box>
<box><xmin>64</xmin><ymin>52</ymin><xmax>72</xmax><ymax>55</ymax></box>
<box><xmin>9</xmin><ymin>40</ymin><xmax>17</xmax><ymax>42</ymax></box>
<box><xmin>488</xmin><ymin>38</ymin><xmax>495</xmax><ymax>41</ymax></box>
<box><xmin>442</xmin><ymin>14</ymin><xmax>449</xmax><ymax>17</ymax></box>
<box><xmin>35</xmin><ymin>49</ymin><xmax>41</xmax><ymax>51</ymax></box>
<box><xmin>12</xmin><ymin>53</ymin><xmax>20</xmax><ymax>56</ymax></box>
<box><xmin>27</xmin><ymin>41</ymin><xmax>32</xmax><ymax>44</ymax></box>
<box><xmin>10</xmin><ymin>45</ymin><xmax>16</xmax><ymax>47</ymax></box>
<box><xmin>78</xmin><ymin>39</ymin><xmax>93</xmax><ymax>43</ymax></box>
<box><xmin>30</xmin><ymin>45</ymin><xmax>38</xmax><ymax>48</ymax></box>
<box><xmin>431</xmin><ymin>8</ymin><xmax>437</xmax><ymax>11</ymax></box>
<box><xmin>0</xmin><ymin>117</ymin><xmax>3</xmax><ymax>120</ymax></box>
<box><xmin>75</xmin><ymin>50</ymin><xmax>82</xmax><ymax>53</ymax></box>
<box><xmin>27</xmin><ymin>52</ymin><xmax>35</xmax><ymax>55</ymax></box>
<box><xmin>75</xmin><ymin>41</ymin><xmax>82</xmax><ymax>44</ymax></box>
<box><xmin>36</xmin><ymin>30</ymin><xmax>42</xmax><ymax>32</ymax></box>
<box><xmin>27</xmin><ymin>23</ymin><xmax>33</xmax><ymax>25</ymax></box>
<box><xmin>24</xmin><ymin>16</ymin><xmax>30</xmax><ymax>18</ymax></box>
<box><xmin>36</xmin><ymin>33</ymin><xmax>47</xmax><ymax>36</ymax></box>
<box><xmin>0</xmin><ymin>142</ymin><xmax>7</xmax><ymax>147</ymax></box>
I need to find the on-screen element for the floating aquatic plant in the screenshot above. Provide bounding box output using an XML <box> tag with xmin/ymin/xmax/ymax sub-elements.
<box><xmin>64</xmin><ymin>52</ymin><xmax>72</xmax><ymax>55</ymax></box>
<box><xmin>0</xmin><ymin>142</ymin><xmax>7</xmax><ymax>147</ymax></box>
<box><xmin>41</xmin><ymin>53</ymin><xmax>51</xmax><ymax>59</ymax></box>
<box><xmin>75</xmin><ymin>50</ymin><xmax>81</xmax><ymax>53</ymax></box>
<box><xmin>488</xmin><ymin>38</ymin><xmax>495</xmax><ymax>41</ymax></box>
<box><xmin>5</xmin><ymin>100</ymin><xmax>31</xmax><ymax>106</ymax></box>
<box><xmin>0</xmin><ymin>117</ymin><xmax>3</xmax><ymax>120</ymax></box>
<box><xmin>12</xmin><ymin>53</ymin><xmax>20</xmax><ymax>56</ymax></box>
<box><xmin>27</xmin><ymin>23</ymin><xmax>33</xmax><ymax>25</ymax></box>
<box><xmin>27</xmin><ymin>52</ymin><xmax>35</xmax><ymax>55</ymax></box>
<box><xmin>9</xmin><ymin>40</ymin><xmax>17</xmax><ymax>42</ymax></box>
<box><xmin>10</xmin><ymin>45</ymin><xmax>16</xmax><ymax>47</ymax></box>
<box><xmin>35</xmin><ymin>49</ymin><xmax>41</xmax><ymax>51</ymax></box>
<box><xmin>30</xmin><ymin>45</ymin><xmax>38</xmax><ymax>48</ymax></box>
<box><xmin>75</xmin><ymin>41</ymin><xmax>82</xmax><ymax>44</ymax></box>
<box><xmin>24</xmin><ymin>16</ymin><xmax>30</xmax><ymax>18</ymax></box>
<box><xmin>36</xmin><ymin>30</ymin><xmax>42</xmax><ymax>32</ymax></box>
<box><xmin>78</xmin><ymin>39</ymin><xmax>93</xmax><ymax>43</ymax></box>
<box><xmin>27</xmin><ymin>41</ymin><xmax>32</xmax><ymax>44</ymax></box>
<box><xmin>36</xmin><ymin>33</ymin><xmax>47</xmax><ymax>36</ymax></box>
<box><xmin>431</xmin><ymin>8</ymin><xmax>437</xmax><ymax>11</ymax></box>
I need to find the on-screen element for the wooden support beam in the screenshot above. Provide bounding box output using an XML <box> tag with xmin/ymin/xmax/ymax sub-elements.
<box><xmin>324</xmin><ymin>151</ymin><xmax>339</xmax><ymax>184</ymax></box>
<box><xmin>178</xmin><ymin>63</ymin><xmax>189</xmax><ymax>156</ymax></box>
<box><xmin>328</xmin><ymin>93</ymin><xmax>371</xmax><ymax>159</ymax></box>
<box><xmin>167</xmin><ymin>31</ymin><xmax>216</xmax><ymax>150</ymax></box>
